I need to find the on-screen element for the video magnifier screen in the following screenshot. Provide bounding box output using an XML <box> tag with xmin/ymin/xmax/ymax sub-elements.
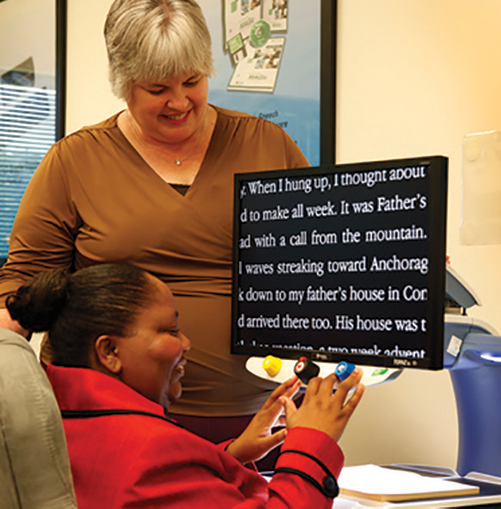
<box><xmin>231</xmin><ymin>156</ymin><xmax>448</xmax><ymax>370</ymax></box>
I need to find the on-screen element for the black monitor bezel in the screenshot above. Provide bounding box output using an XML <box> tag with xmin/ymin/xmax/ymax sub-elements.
<box><xmin>231</xmin><ymin>156</ymin><xmax>448</xmax><ymax>370</ymax></box>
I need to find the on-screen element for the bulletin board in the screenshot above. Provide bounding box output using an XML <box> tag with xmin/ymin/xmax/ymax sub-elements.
<box><xmin>198</xmin><ymin>0</ymin><xmax>337</xmax><ymax>167</ymax></box>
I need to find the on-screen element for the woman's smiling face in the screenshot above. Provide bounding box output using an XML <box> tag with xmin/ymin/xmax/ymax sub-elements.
<box><xmin>113</xmin><ymin>275</ymin><xmax>191</xmax><ymax>408</ymax></box>
<box><xmin>127</xmin><ymin>72</ymin><xmax>209</xmax><ymax>147</ymax></box>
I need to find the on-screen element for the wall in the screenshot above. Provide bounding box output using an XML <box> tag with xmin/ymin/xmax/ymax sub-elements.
<box><xmin>0</xmin><ymin>0</ymin><xmax>55</xmax><ymax>86</ymax></box>
<box><xmin>66</xmin><ymin>0</ymin><xmax>121</xmax><ymax>133</ymax></box>
<box><xmin>336</xmin><ymin>0</ymin><xmax>501</xmax><ymax>468</ymax></box>
<box><xmin>66</xmin><ymin>0</ymin><xmax>501</xmax><ymax>469</ymax></box>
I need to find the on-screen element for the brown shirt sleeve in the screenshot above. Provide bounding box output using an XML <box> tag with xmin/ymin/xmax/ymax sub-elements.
<box><xmin>0</xmin><ymin>141</ymin><xmax>80</xmax><ymax>306</ymax></box>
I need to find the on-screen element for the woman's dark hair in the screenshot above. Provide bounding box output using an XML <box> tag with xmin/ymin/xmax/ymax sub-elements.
<box><xmin>6</xmin><ymin>264</ymin><xmax>156</xmax><ymax>367</ymax></box>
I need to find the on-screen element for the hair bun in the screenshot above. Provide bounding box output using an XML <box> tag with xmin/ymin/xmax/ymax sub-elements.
<box><xmin>6</xmin><ymin>268</ymin><xmax>70</xmax><ymax>332</ymax></box>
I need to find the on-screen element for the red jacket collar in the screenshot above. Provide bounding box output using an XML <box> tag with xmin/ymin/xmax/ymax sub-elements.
<box><xmin>46</xmin><ymin>363</ymin><xmax>166</xmax><ymax>418</ymax></box>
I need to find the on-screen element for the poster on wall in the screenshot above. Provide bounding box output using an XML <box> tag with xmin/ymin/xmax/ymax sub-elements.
<box><xmin>198</xmin><ymin>0</ymin><xmax>332</xmax><ymax>167</ymax></box>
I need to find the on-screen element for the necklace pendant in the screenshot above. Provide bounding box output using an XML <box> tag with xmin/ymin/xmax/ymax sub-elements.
<box><xmin>176</xmin><ymin>160</ymin><xmax>181</xmax><ymax>166</ymax></box>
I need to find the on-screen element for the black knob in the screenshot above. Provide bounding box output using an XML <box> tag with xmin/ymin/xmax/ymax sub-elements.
<box><xmin>294</xmin><ymin>356</ymin><xmax>320</xmax><ymax>384</ymax></box>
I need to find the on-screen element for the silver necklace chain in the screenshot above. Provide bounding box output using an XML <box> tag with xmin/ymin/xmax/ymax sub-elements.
<box><xmin>126</xmin><ymin>110</ymin><xmax>204</xmax><ymax>166</ymax></box>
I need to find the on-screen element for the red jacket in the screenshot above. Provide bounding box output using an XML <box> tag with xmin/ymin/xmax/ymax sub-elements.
<box><xmin>46</xmin><ymin>364</ymin><xmax>344</xmax><ymax>508</ymax></box>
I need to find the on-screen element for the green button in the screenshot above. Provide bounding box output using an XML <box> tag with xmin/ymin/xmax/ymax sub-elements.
<box><xmin>371</xmin><ymin>368</ymin><xmax>389</xmax><ymax>376</ymax></box>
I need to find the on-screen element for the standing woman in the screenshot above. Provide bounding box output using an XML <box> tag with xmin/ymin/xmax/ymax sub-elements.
<box><xmin>0</xmin><ymin>0</ymin><xmax>309</xmax><ymax>441</ymax></box>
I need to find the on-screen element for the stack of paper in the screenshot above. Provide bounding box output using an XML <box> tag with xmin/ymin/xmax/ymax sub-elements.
<box><xmin>338</xmin><ymin>465</ymin><xmax>479</xmax><ymax>502</ymax></box>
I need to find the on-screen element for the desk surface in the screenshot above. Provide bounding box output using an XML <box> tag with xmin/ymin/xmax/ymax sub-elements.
<box><xmin>263</xmin><ymin>468</ymin><xmax>501</xmax><ymax>507</ymax></box>
<box><xmin>334</xmin><ymin>495</ymin><xmax>501</xmax><ymax>507</ymax></box>
<box><xmin>333</xmin><ymin>467</ymin><xmax>501</xmax><ymax>508</ymax></box>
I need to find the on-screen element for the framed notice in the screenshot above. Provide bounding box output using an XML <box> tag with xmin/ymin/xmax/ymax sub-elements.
<box><xmin>232</xmin><ymin>156</ymin><xmax>448</xmax><ymax>370</ymax></box>
<box><xmin>0</xmin><ymin>0</ymin><xmax>66</xmax><ymax>261</ymax></box>
<box><xmin>198</xmin><ymin>0</ymin><xmax>337</xmax><ymax>167</ymax></box>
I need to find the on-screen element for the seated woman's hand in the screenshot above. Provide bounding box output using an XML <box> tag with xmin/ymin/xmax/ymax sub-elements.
<box><xmin>281</xmin><ymin>368</ymin><xmax>365</xmax><ymax>443</ymax></box>
<box><xmin>225</xmin><ymin>377</ymin><xmax>300</xmax><ymax>464</ymax></box>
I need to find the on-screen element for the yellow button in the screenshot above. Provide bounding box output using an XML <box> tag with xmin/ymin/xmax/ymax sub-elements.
<box><xmin>262</xmin><ymin>355</ymin><xmax>282</xmax><ymax>377</ymax></box>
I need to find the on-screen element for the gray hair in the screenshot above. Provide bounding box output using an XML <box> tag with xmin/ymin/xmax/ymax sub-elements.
<box><xmin>104</xmin><ymin>0</ymin><xmax>214</xmax><ymax>101</ymax></box>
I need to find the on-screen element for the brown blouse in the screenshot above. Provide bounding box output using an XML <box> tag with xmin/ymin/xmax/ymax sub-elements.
<box><xmin>0</xmin><ymin>106</ymin><xmax>310</xmax><ymax>416</ymax></box>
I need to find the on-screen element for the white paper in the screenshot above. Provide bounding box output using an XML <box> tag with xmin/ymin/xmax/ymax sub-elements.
<box><xmin>447</xmin><ymin>335</ymin><xmax>463</xmax><ymax>357</ymax></box>
<box><xmin>338</xmin><ymin>464</ymin><xmax>477</xmax><ymax>497</ymax></box>
<box><xmin>461</xmin><ymin>130</ymin><xmax>501</xmax><ymax>245</ymax></box>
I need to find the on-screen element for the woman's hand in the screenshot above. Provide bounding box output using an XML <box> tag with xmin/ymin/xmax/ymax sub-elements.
<box><xmin>281</xmin><ymin>368</ymin><xmax>365</xmax><ymax>443</ymax></box>
<box><xmin>225</xmin><ymin>377</ymin><xmax>300</xmax><ymax>464</ymax></box>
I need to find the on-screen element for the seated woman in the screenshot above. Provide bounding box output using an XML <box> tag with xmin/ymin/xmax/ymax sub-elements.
<box><xmin>6</xmin><ymin>264</ymin><xmax>365</xmax><ymax>509</ymax></box>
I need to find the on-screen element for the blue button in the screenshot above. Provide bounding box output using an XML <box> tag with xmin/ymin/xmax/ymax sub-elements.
<box><xmin>335</xmin><ymin>361</ymin><xmax>356</xmax><ymax>381</ymax></box>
